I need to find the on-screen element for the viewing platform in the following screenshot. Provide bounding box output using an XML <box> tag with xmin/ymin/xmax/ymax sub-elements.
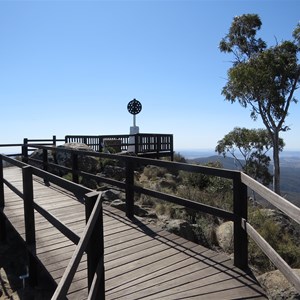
<box><xmin>1</xmin><ymin>137</ymin><xmax>300</xmax><ymax>299</ymax></box>
<box><xmin>1</xmin><ymin>166</ymin><xmax>266</xmax><ymax>299</ymax></box>
<box><xmin>65</xmin><ymin>134</ymin><xmax>174</xmax><ymax>160</ymax></box>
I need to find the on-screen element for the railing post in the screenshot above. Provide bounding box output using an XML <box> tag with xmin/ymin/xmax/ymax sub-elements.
<box><xmin>134</xmin><ymin>134</ymin><xmax>139</xmax><ymax>154</ymax></box>
<box><xmin>233</xmin><ymin>172</ymin><xmax>248</xmax><ymax>270</ymax></box>
<box><xmin>125</xmin><ymin>159</ymin><xmax>135</xmax><ymax>219</ymax></box>
<box><xmin>43</xmin><ymin>149</ymin><xmax>49</xmax><ymax>185</ymax></box>
<box><xmin>99</xmin><ymin>136</ymin><xmax>103</xmax><ymax>152</ymax></box>
<box><xmin>85</xmin><ymin>192</ymin><xmax>105</xmax><ymax>299</ymax></box>
<box><xmin>53</xmin><ymin>135</ymin><xmax>57</xmax><ymax>146</ymax></box>
<box><xmin>22</xmin><ymin>166</ymin><xmax>37</xmax><ymax>286</ymax></box>
<box><xmin>0</xmin><ymin>156</ymin><xmax>6</xmax><ymax>242</ymax></box>
<box><xmin>43</xmin><ymin>149</ymin><xmax>48</xmax><ymax>172</ymax></box>
<box><xmin>170</xmin><ymin>135</ymin><xmax>174</xmax><ymax>161</ymax></box>
<box><xmin>71</xmin><ymin>152</ymin><xmax>79</xmax><ymax>184</ymax></box>
<box><xmin>22</xmin><ymin>138</ymin><xmax>28</xmax><ymax>163</ymax></box>
<box><xmin>157</xmin><ymin>135</ymin><xmax>161</xmax><ymax>159</ymax></box>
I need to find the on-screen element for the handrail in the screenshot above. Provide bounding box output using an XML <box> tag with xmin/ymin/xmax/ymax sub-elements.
<box><xmin>241</xmin><ymin>172</ymin><xmax>300</xmax><ymax>225</ymax></box>
<box><xmin>242</xmin><ymin>219</ymin><xmax>300</xmax><ymax>292</ymax></box>
<box><xmin>21</xmin><ymin>143</ymin><xmax>300</xmax><ymax>293</ymax></box>
<box><xmin>51</xmin><ymin>192</ymin><xmax>103</xmax><ymax>300</ymax></box>
<box><xmin>1</xmin><ymin>139</ymin><xmax>300</xmax><ymax>294</ymax></box>
<box><xmin>65</xmin><ymin>133</ymin><xmax>174</xmax><ymax>159</ymax></box>
<box><xmin>0</xmin><ymin>154</ymin><xmax>104</xmax><ymax>298</ymax></box>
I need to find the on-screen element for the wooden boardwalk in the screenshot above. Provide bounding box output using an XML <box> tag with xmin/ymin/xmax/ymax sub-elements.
<box><xmin>2</xmin><ymin>167</ymin><xmax>267</xmax><ymax>299</ymax></box>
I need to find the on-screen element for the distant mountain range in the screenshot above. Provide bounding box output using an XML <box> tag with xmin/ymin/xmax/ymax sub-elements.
<box><xmin>186</xmin><ymin>154</ymin><xmax>300</xmax><ymax>207</ymax></box>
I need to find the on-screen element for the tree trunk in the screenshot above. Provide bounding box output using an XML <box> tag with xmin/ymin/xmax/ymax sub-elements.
<box><xmin>272</xmin><ymin>131</ymin><xmax>281</xmax><ymax>195</ymax></box>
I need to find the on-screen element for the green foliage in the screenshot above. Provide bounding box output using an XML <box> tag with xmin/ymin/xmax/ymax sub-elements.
<box><xmin>138</xmin><ymin>195</ymin><xmax>157</xmax><ymax>207</ymax></box>
<box><xmin>181</xmin><ymin>171</ymin><xmax>211</xmax><ymax>189</ymax></box>
<box><xmin>101</xmin><ymin>157</ymin><xmax>117</xmax><ymax>168</ymax></box>
<box><xmin>216</xmin><ymin>127</ymin><xmax>284</xmax><ymax>186</ymax></box>
<box><xmin>155</xmin><ymin>202</ymin><xmax>184</xmax><ymax>219</ymax></box>
<box><xmin>220</xmin><ymin>13</ymin><xmax>300</xmax><ymax>194</ymax></box>
<box><xmin>62</xmin><ymin>172</ymin><xmax>83</xmax><ymax>183</ymax></box>
<box><xmin>173</xmin><ymin>152</ymin><xmax>187</xmax><ymax>163</ymax></box>
<box><xmin>143</xmin><ymin>165</ymin><xmax>168</xmax><ymax>180</ymax></box>
<box><xmin>248</xmin><ymin>208</ymin><xmax>300</xmax><ymax>273</ymax></box>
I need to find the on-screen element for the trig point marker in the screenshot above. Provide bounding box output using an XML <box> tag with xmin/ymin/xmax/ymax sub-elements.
<box><xmin>127</xmin><ymin>98</ymin><xmax>142</xmax><ymax>152</ymax></box>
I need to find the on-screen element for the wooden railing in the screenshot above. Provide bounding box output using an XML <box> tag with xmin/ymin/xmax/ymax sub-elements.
<box><xmin>65</xmin><ymin>134</ymin><xmax>174</xmax><ymax>160</ymax></box>
<box><xmin>1</xmin><ymin>140</ymin><xmax>300</xmax><ymax>295</ymax></box>
<box><xmin>0</xmin><ymin>154</ymin><xmax>105</xmax><ymax>299</ymax></box>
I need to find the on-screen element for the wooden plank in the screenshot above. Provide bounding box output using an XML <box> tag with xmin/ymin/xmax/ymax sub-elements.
<box><xmin>241</xmin><ymin>172</ymin><xmax>300</xmax><ymax>224</ymax></box>
<box><xmin>244</xmin><ymin>220</ymin><xmax>300</xmax><ymax>293</ymax></box>
<box><xmin>2</xmin><ymin>167</ymin><xmax>266</xmax><ymax>299</ymax></box>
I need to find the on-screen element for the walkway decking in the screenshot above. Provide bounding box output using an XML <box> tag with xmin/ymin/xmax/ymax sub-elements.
<box><xmin>2</xmin><ymin>167</ymin><xmax>267</xmax><ymax>299</ymax></box>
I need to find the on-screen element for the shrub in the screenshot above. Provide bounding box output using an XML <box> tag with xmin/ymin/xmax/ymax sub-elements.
<box><xmin>173</xmin><ymin>152</ymin><xmax>187</xmax><ymax>163</ymax></box>
<box><xmin>138</xmin><ymin>195</ymin><xmax>156</xmax><ymax>207</ymax></box>
<box><xmin>143</xmin><ymin>165</ymin><xmax>168</xmax><ymax>180</ymax></box>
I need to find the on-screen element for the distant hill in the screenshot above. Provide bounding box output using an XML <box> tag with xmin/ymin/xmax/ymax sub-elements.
<box><xmin>188</xmin><ymin>155</ymin><xmax>243</xmax><ymax>170</ymax></box>
<box><xmin>188</xmin><ymin>155</ymin><xmax>300</xmax><ymax>207</ymax></box>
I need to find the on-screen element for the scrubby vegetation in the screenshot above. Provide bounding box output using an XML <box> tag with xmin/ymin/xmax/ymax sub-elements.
<box><xmin>57</xmin><ymin>149</ymin><xmax>300</xmax><ymax>277</ymax></box>
<box><xmin>134</xmin><ymin>154</ymin><xmax>300</xmax><ymax>276</ymax></box>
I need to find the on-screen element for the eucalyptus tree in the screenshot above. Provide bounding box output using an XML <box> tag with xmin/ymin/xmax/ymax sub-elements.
<box><xmin>219</xmin><ymin>14</ymin><xmax>300</xmax><ymax>194</ymax></box>
<box><xmin>216</xmin><ymin>127</ymin><xmax>284</xmax><ymax>186</ymax></box>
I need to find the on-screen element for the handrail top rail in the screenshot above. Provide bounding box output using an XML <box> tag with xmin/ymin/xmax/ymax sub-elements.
<box><xmin>0</xmin><ymin>143</ymin><xmax>24</xmax><ymax>148</ymax></box>
<box><xmin>1</xmin><ymin>138</ymin><xmax>300</xmax><ymax>294</ymax></box>
<box><xmin>0</xmin><ymin>154</ymin><xmax>92</xmax><ymax>197</ymax></box>
<box><xmin>21</xmin><ymin>144</ymin><xmax>300</xmax><ymax>226</ymax></box>
<box><xmin>21</xmin><ymin>143</ymin><xmax>239</xmax><ymax>179</ymax></box>
<box><xmin>66</xmin><ymin>133</ymin><xmax>173</xmax><ymax>137</ymax></box>
<box><xmin>241</xmin><ymin>172</ymin><xmax>300</xmax><ymax>225</ymax></box>
<box><xmin>2</xmin><ymin>143</ymin><xmax>298</xmax><ymax>226</ymax></box>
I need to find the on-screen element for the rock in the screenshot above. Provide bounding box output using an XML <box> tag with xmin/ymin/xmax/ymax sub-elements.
<box><xmin>216</xmin><ymin>221</ymin><xmax>233</xmax><ymax>252</ymax></box>
<box><xmin>100</xmin><ymin>165</ymin><xmax>126</xmax><ymax>181</ymax></box>
<box><xmin>134</xmin><ymin>205</ymin><xmax>149</xmax><ymax>217</ymax></box>
<box><xmin>110</xmin><ymin>200</ymin><xmax>149</xmax><ymax>217</ymax></box>
<box><xmin>258</xmin><ymin>269</ymin><xmax>300</xmax><ymax>299</ymax></box>
<box><xmin>29</xmin><ymin>148</ymin><xmax>56</xmax><ymax>170</ymax></box>
<box><xmin>192</xmin><ymin>223</ymin><xmax>213</xmax><ymax>248</ymax></box>
<box><xmin>102</xmin><ymin>189</ymin><xmax>125</xmax><ymax>202</ymax></box>
<box><xmin>80</xmin><ymin>177</ymin><xmax>98</xmax><ymax>189</ymax></box>
<box><xmin>56</xmin><ymin>143</ymin><xmax>100</xmax><ymax>174</ymax></box>
<box><xmin>164</xmin><ymin>219</ymin><xmax>196</xmax><ymax>242</ymax></box>
<box><xmin>110</xmin><ymin>199</ymin><xmax>126</xmax><ymax>210</ymax></box>
<box><xmin>157</xmin><ymin>178</ymin><xmax>176</xmax><ymax>190</ymax></box>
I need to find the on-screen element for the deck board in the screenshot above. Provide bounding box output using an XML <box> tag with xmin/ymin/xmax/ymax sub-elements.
<box><xmin>2</xmin><ymin>166</ymin><xmax>267</xmax><ymax>299</ymax></box>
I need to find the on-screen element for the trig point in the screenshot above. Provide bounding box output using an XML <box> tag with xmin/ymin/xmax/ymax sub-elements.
<box><xmin>127</xmin><ymin>98</ymin><xmax>142</xmax><ymax>152</ymax></box>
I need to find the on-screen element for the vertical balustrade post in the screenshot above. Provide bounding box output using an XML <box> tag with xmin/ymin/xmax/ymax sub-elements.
<box><xmin>71</xmin><ymin>152</ymin><xmax>79</xmax><ymax>184</ymax></box>
<box><xmin>22</xmin><ymin>166</ymin><xmax>37</xmax><ymax>286</ymax></box>
<box><xmin>170</xmin><ymin>135</ymin><xmax>174</xmax><ymax>161</ymax></box>
<box><xmin>233</xmin><ymin>172</ymin><xmax>248</xmax><ymax>270</ymax></box>
<box><xmin>134</xmin><ymin>134</ymin><xmax>139</xmax><ymax>154</ymax></box>
<box><xmin>22</xmin><ymin>138</ymin><xmax>28</xmax><ymax>163</ymax></box>
<box><xmin>125</xmin><ymin>159</ymin><xmax>135</xmax><ymax>219</ymax></box>
<box><xmin>157</xmin><ymin>136</ymin><xmax>161</xmax><ymax>159</ymax></box>
<box><xmin>43</xmin><ymin>149</ymin><xmax>49</xmax><ymax>185</ymax></box>
<box><xmin>43</xmin><ymin>149</ymin><xmax>48</xmax><ymax>172</ymax></box>
<box><xmin>53</xmin><ymin>135</ymin><xmax>57</xmax><ymax>147</ymax></box>
<box><xmin>85</xmin><ymin>192</ymin><xmax>105</xmax><ymax>299</ymax></box>
<box><xmin>0</xmin><ymin>156</ymin><xmax>6</xmax><ymax>242</ymax></box>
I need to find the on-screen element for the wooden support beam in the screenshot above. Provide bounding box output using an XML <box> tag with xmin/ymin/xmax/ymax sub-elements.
<box><xmin>233</xmin><ymin>172</ymin><xmax>248</xmax><ymax>270</ymax></box>
<box><xmin>22</xmin><ymin>166</ymin><xmax>37</xmax><ymax>286</ymax></box>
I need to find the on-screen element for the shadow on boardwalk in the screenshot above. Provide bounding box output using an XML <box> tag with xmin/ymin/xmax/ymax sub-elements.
<box><xmin>0</xmin><ymin>222</ymin><xmax>55</xmax><ymax>299</ymax></box>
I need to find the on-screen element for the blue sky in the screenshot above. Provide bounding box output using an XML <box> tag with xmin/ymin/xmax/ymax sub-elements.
<box><xmin>0</xmin><ymin>0</ymin><xmax>299</xmax><ymax>152</ymax></box>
